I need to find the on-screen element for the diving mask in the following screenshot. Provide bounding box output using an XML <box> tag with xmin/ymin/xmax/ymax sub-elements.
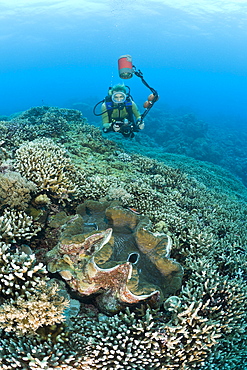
<box><xmin>112</xmin><ymin>92</ymin><xmax>126</xmax><ymax>104</ymax></box>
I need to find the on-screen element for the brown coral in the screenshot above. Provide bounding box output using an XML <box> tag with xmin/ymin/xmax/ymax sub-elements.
<box><xmin>0</xmin><ymin>170</ymin><xmax>37</xmax><ymax>210</ymax></box>
<box><xmin>14</xmin><ymin>138</ymin><xmax>78</xmax><ymax>201</ymax></box>
<box><xmin>0</xmin><ymin>280</ymin><xmax>69</xmax><ymax>336</ymax></box>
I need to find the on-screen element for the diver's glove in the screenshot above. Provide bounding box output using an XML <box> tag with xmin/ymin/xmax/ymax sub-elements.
<box><xmin>136</xmin><ymin>119</ymin><xmax>145</xmax><ymax>130</ymax></box>
<box><xmin>103</xmin><ymin>122</ymin><xmax>112</xmax><ymax>133</ymax></box>
<box><xmin>112</xmin><ymin>123</ymin><xmax>121</xmax><ymax>132</ymax></box>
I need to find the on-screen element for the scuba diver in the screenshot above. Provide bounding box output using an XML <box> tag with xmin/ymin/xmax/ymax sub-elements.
<box><xmin>93</xmin><ymin>55</ymin><xmax>159</xmax><ymax>138</ymax></box>
<box><xmin>101</xmin><ymin>83</ymin><xmax>144</xmax><ymax>138</ymax></box>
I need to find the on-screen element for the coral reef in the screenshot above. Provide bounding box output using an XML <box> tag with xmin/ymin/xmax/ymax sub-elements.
<box><xmin>159</xmin><ymin>257</ymin><xmax>247</xmax><ymax>368</ymax></box>
<box><xmin>0</xmin><ymin>242</ymin><xmax>69</xmax><ymax>336</ymax></box>
<box><xmin>0</xmin><ymin>280</ymin><xmax>68</xmax><ymax>336</ymax></box>
<box><xmin>0</xmin><ymin>331</ymin><xmax>79</xmax><ymax>369</ymax></box>
<box><xmin>70</xmin><ymin>306</ymin><xmax>167</xmax><ymax>369</ymax></box>
<box><xmin>0</xmin><ymin>170</ymin><xmax>37</xmax><ymax>210</ymax></box>
<box><xmin>0</xmin><ymin>208</ymin><xmax>41</xmax><ymax>243</ymax></box>
<box><xmin>0</xmin><ymin>106</ymin><xmax>86</xmax><ymax>151</ymax></box>
<box><xmin>14</xmin><ymin>138</ymin><xmax>78</xmax><ymax>201</ymax></box>
<box><xmin>0</xmin><ymin>242</ymin><xmax>47</xmax><ymax>303</ymax></box>
<box><xmin>0</xmin><ymin>106</ymin><xmax>246</xmax><ymax>369</ymax></box>
<box><xmin>144</xmin><ymin>107</ymin><xmax>247</xmax><ymax>186</ymax></box>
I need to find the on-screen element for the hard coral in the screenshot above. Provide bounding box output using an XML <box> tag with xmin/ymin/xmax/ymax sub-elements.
<box><xmin>70</xmin><ymin>307</ymin><xmax>167</xmax><ymax>370</ymax></box>
<box><xmin>0</xmin><ymin>242</ymin><xmax>69</xmax><ymax>336</ymax></box>
<box><xmin>1</xmin><ymin>106</ymin><xmax>85</xmax><ymax>147</ymax></box>
<box><xmin>0</xmin><ymin>208</ymin><xmax>41</xmax><ymax>243</ymax></box>
<box><xmin>0</xmin><ymin>331</ymin><xmax>78</xmax><ymax>369</ymax></box>
<box><xmin>0</xmin><ymin>281</ymin><xmax>68</xmax><ymax>336</ymax></box>
<box><xmin>0</xmin><ymin>170</ymin><xmax>37</xmax><ymax>210</ymax></box>
<box><xmin>0</xmin><ymin>242</ymin><xmax>47</xmax><ymax>303</ymax></box>
<box><xmin>14</xmin><ymin>138</ymin><xmax>78</xmax><ymax>201</ymax></box>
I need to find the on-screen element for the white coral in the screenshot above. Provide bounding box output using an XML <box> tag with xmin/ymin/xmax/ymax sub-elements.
<box><xmin>0</xmin><ymin>208</ymin><xmax>41</xmax><ymax>243</ymax></box>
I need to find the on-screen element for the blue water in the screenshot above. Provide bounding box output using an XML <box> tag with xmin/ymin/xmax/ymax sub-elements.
<box><xmin>1</xmin><ymin>0</ymin><xmax>247</xmax><ymax>122</ymax></box>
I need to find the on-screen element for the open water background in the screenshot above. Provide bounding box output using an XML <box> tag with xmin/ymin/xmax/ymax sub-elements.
<box><xmin>0</xmin><ymin>0</ymin><xmax>246</xmax><ymax>121</ymax></box>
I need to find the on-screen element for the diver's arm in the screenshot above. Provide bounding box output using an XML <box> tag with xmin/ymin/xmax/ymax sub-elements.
<box><xmin>101</xmin><ymin>103</ymin><xmax>111</xmax><ymax>129</ymax></box>
<box><xmin>132</xmin><ymin>101</ymin><xmax>144</xmax><ymax>130</ymax></box>
<box><xmin>132</xmin><ymin>101</ymin><xmax>141</xmax><ymax>120</ymax></box>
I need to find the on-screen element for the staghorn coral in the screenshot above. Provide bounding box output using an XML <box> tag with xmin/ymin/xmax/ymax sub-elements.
<box><xmin>203</xmin><ymin>333</ymin><xmax>247</xmax><ymax>370</ymax></box>
<box><xmin>159</xmin><ymin>257</ymin><xmax>247</xmax><ymax>369</ymax></box>
<box><xmin>0</xmin><ymin>208</ymin><xmax>41</xmax><ymax>243</ymax></box>
<box><xmin>43</xmin><ymin>134</ymin><xmax>247</xmax><ymax>367</ymax></box>
<box><xmin>14</xmin><ymin>138</ymin><xmax>78</xmax><ymax>201</ymax></box>
<box><xmin>0</xmin><ymin>170</ymin><xmax>37</xmax><ymax>210</ymax></box>
<box><xmin>72</xmin><ymin>142</ymin><xmax>247</xmax><ymax>367</ymax></box>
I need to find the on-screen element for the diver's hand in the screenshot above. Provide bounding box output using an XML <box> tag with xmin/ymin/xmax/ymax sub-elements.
<box><xmin>103</xmin><ymin>122</ymin><xmax>111</xmax><ymax>133</ymax></box>
<box><xmin>113</xmin><ymin>123</ymin><xmax>121</xmax><ymax>132</ymax></box>
<box><xmin>137</xmin><ymin>119</ymin><xmax>145</xmax><ymax>130</ymax></box>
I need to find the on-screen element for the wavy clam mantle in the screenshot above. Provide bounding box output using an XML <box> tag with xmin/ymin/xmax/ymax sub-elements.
<box><xmin>47</xmin><ymin>202</ymin><xmax>183</xmax><ymax>313</ymax></box>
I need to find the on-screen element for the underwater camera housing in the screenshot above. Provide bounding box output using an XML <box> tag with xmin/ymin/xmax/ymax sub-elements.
<box><xmin>114</xmin><ymin>119</ymin><xmax>134</xmax><ymax>138</ymax></box>
<box><xmin>118</xmin><ymin>55</ymin><xmax>134</xmax><ymax>79</ymax></box>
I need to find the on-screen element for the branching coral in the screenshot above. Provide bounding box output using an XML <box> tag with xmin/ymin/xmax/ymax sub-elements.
<box><xmin>0</xmin><ymin>242</ymin><xmax>47</xmax><ymax>302</ymax></box>
<box><xmin>14</xmin><ymin>138</ymin><xmax>78</xmax><ymax>201</ymax></box>
<box><xmin>0</xmin><ymin>107</ymin><xmax>86</xmax><ymax>151</ymax></box>
<box><xmin>0</xmin><ymin>208</ymin><xmax>41</xmax><ymax>243</ymax></box>
<box><xmin>0</xmin><ymin>242</ymin><xmax>69</xmax><ymax>336</ymax></box>
<box><xmin>0</xmin><ymin>170</ymin><xmax>37</xmax><ymax>210</ymax></box>
<box><xmin>70</xmin><ymin>307</ymin><xmax>167</xmax><ymax>370</ymax></box>
<box><xmin>160</xmin><ymin>257</ymin><xmax>247</xmax><ymax>369</ymax></box>
<box><xmin>0</xmin><ymin>331</ymin><xmax>79</xmax><ymax>370</ymax></box>
<box><xmin>0</xmin><ymin>281</ymin><xmax>69</xmax><ymax>336</ymax></box>
<box><xmin>0</xmin><ymin>106</ymin><xmax>247</xmax><ymax>369</ymax></box>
